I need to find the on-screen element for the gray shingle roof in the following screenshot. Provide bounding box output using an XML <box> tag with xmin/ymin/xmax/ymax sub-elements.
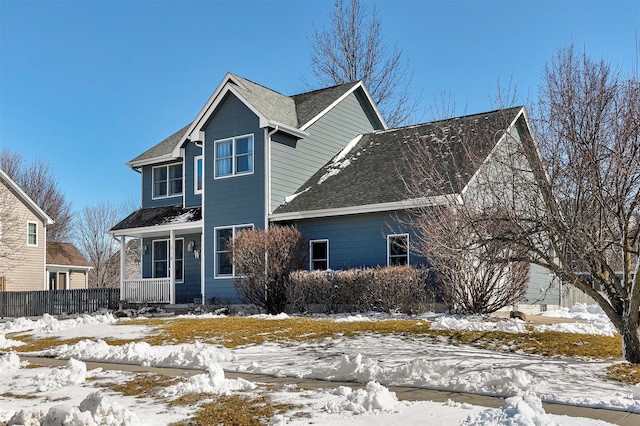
<box><xmin>128</xmin><ymin>124</ymin><xmax>190</xmax><ymax>166</ymax></box>
<box><xmin>127</xmin><ymin>75</ymin><xmax>373</xmax><ymax>168</ymax></box>
<box><xmin>292</xmin><ymin>82</ymin><xmax>360</xmax><ymax>127</ymax></box>
<box><xmin>110</xmin><ymin>205</ymin><xmax>202</xmax><ymax>231</ymax></box>
<box><xmin>273</xmin><ymin>107</ymin><xmax>523</xmax><ymax>214</ymax></box>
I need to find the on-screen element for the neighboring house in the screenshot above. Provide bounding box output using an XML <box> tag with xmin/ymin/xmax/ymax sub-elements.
<box><xmin>46</xmin><ymin>242</ymin><xmax>92</xmax><ymax>290</ymax></box>
<box><xmin>0</xmin><ymin>169</ymin><xmax>54</xmax><ymax>291</ymax></box>
<box><xmin>110</xmin><ymin>73</ymin><xmax>559</xmax><ymax>313</ymax></box>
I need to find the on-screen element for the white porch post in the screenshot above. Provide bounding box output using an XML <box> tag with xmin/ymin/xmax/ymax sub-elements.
<box><xmin>170</xmin><ymin>229</ymin><xmax>176</xmax><ymax>304</ymax></box>
<box><xmin>119</xmin><ymin>236</ymin><xmax>126</xmax><ymax>300</ymax></box>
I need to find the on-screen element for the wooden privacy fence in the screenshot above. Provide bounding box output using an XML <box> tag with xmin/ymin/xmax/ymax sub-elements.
<box><xmin>0</xmin><ymin>288</ymin><xmax>120</xmax><ymax>318</ymax></box>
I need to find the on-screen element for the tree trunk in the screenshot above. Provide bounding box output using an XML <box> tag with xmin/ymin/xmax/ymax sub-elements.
<box><xmin>622</xmin><ymin>321</ymin><xmax>640</xmax><ymax>364</ymax></box>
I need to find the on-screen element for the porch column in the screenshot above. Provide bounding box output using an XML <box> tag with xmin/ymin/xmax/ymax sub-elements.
<box><xmin>119</xmin><ymin>236</ymin><xmax>125</xmax><ymax>300</ymax></box>
<box><xmin>170</xmin><ymin>229</ymin><xmax>176</xmax><ymax>304</ymax></box>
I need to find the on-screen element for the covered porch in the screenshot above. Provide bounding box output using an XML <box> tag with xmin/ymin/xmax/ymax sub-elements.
<box><xmin>109</xmin><ymin>205</ymin><xmax>203</xmax><ymax>305</ymax></box>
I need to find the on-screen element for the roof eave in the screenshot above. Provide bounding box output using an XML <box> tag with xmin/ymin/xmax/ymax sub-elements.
<box><xmin>126</xmin><ymin>154</ymin><xmax>178</xmax><ymax>169</ymax></box>
<box><xmin>269</xmin><ymin>194</ymin><xmax>461</xmax><ymax>221</ymax></box>
<box><xmin>0</xmin><ymin>169</ymin><xmax>54</xmax><ymax>225</ymax></box>
<box><xmin>109</xmin><ymin>219</ymin><xmax>204</xmax><ymax>238</ymax></box>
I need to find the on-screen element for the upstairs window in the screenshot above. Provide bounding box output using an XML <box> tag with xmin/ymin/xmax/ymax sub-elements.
<box><xmin>194</xmin><ymin>156</ymin><xmax>203</xmax><ymax>194</ymax></box>
<box><xmin>387</xmin><ymin>234</ymin><xmax>409</xmax><ymax>266</ymax></box>
<box><xmin>310</xmin><ymin>240</ymin><xmax>329</xmax><ymax>270</ymax></box>
<box><xmin>215</xmin><ymin>135</ymin><xmax>254</xmax><ymax>178</ymax></box>
<box><xmin>153</xmin><ymin>163</ymin><xmax>183</xmax><ymax>199</ymax></box>
<box><xmin>27</xmin><ymin>221</ymin><xmax>38</xmax><ymax>246</ymax></box>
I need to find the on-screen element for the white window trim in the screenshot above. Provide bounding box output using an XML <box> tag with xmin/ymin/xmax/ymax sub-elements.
<box><xmin>214</xmin><ymin>224</ymin><xmax>254</xmax><ymax>278</ymax></box>
<box><xmin>214</xmin><ymin>134</ymin><xmax>254</xmax><ymax>179</ymax></box>
<box><xmin>387</xmin><ymin>234</ymin><xmax>409</xmax><ymax>266</ymax></box>
<box><xmin>194</xmin><ymin>155</ymin><xmax>203</xmax><ymax>195</ymax></box>
<box><xmin>27</xmin><ymin>221</ymin><xmax>38</xmax><ymax>247</ymax></box>
<box><xmin>309</xmin><ymin>239</ymin><xmax>329</xmax><ymax>270</ymax></box>
<box><xmin>152</xmin><ymin>238</ymin><xmax>184</xmax><ymax>283</ymax></box>
<box><xmin>152</xmin><ymin>162</ymin><xmax>184</xmax><ymax>200</ymax></box>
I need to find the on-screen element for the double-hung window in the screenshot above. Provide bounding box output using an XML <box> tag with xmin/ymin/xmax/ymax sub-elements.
<box><xmin>215</xmin><ymin>224</ymin><xmax>254</xmax><ymax>277</ymax></box>
<box><xmin>194</xmin><ymin>156</ymin><xmax>203</xmax><ymax>194</ymax></box>
<box><xmin>387</xmin><ymin>234</ymin><xmax>409</xmax><ymax>266</ymax></box>
<box><xmin>215</xmin><ymin>135</ymin><xmax>253</xmax><ymax>178</ymax></box>
<box><xmin>27</xmin><ymin>221</ymin><xmax>38</xmax><ymax>246</ymax></box>
<box><xmin>153</xmin><ymin>239</ymin><xmax>184</xmax><ymax>281</ymax></box>
<box><xmin>310</xmin><ymin>240</ymin><xmax>329</xmax><ymax>270</ymax></box>
<box><xmin>153</xmin><ymin>163</ymin><xmax>183</xmax><ymax>198</ymax></box>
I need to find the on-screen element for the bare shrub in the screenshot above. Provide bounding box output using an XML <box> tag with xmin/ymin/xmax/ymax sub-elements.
<box><xmin>288</xmin><ymin>266</ymin><xmax>431</xmax><ymax>314</ymax></box>
<box><xmin>229</xmin><ymin>226</ymin><xmax>306</xmax><ymax>314</ymax></box>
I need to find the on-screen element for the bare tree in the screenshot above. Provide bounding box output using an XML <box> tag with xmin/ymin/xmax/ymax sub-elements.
<box><xmin>229</xmin><ymin>226</ymin><xmax>307</xmax><ymax>314</ymax></box>
<box><xmin>416</xmin><ymin>207</ymin><xmax>529</xmax><ymax>314</ymax></box>
<box><xmin>0</xmin><ymin>149</ymin><xmax>73</xmax><ymax>242</ymax></box>
<box><xmin>405</xmin><ymin>45</ymin><xmax>640</xmax><ymax>362</ymax></box>
<box><xmin>309</xmin><ymin>0</ymin><xmax>420</xmax><ymax>126</ymax></box>
<box><xmin>75</xmin><ymin>202</ymin><xmax>140</xmax><ymax>288</ymax></box>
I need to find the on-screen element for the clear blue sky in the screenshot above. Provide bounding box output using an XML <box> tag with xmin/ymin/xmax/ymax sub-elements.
<box><xmin>1</xmin><ymin>0</ymin><xmax>638</xmax><ymax>212</ymax></box>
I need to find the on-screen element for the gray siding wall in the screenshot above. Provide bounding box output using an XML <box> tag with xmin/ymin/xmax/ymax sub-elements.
<box><xmin>202</xmin><ymin>93</ymin><xmax>266</xmax><ymax>303</ymax></box>
<box><xmin>141</xmin><ymin>233</ymin><xmax>201</xmax><ymax>303</ymax></box>
<box><xmin>270</xmin><ymin>90</ymin><xmax>382</xmax><ymax>212</ymax></box>
<box><xmin>184</xmin><ymin>142</ymin><xmax>203</xmax><ymax>208</ymax></box>
<box><xmin>141</xmin><ymin>160</ymin><xmax>184</xmax><ymax>208</ymax></box>
<box><xmin>284</xmin><ymin>211</ymin><xmax>427</xmax><ymax>270</ymax></box>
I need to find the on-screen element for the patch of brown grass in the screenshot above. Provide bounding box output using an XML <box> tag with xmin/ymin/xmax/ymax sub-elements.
<box><xmin>98</xmin><ymin>373</ymin><xmax>182</xmax><ymax>399</ymax></box>
<box><xmin>0</xmin><ymin>392</ymin><xmax>37</xmax><ymax>400</ymax></box>
<box><xmin>170</xmin><ymin>394</ymin><xmax>293</xmax><ymax>426</ymax></box>
<box><xmin>606</xmin><ymin>363</ymin><xmax>640</xmax><ymax>384</ymax></box>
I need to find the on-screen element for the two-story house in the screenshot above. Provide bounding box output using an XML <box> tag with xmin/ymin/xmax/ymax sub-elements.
<box><xmin>0</xmin><ymin>168</ymin><xmax>54</xmax><ymax>290</ymax></box>
<box><xmin>110</xmin><ymin>72</ymin><xmax>559</xmax><ymax>313</ymax></box>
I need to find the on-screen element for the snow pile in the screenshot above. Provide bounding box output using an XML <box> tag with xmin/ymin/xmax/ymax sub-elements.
<box><xmin>429</xmin><ymin>316</ymin><xmax>527</xmax><ymax>333</ymax></box>
<box><xmin>325</xmin><ymin>381</ymin><xmax>400</xmax><ymax>414</ymax></box>
<box><xmin>533</xmin><ymin>319</ymin><xmax>617</xmax><ymax>336</ymax></box>
<box><xmin>159</xmin><ymin>363</ymin><xmax>256</xmax><ymax>397</ymax></box>
<box><xmin>318</xmin><ymin>135</ymin><xmax>362</xmax><ymax>184</ymax></box>
<box><xmin>1</xmin><ymin>313</ymin><xmax>117</xmax><ymax>334</ymax></box>
<box><xmin>0</xmin><ymin>333</ymin><xmax>26</xmax><ymax>349</ymax></box>
<box><xmin>8</xmin><ymin>391</ymin><xmax>140</xmax><ymax>426</ymax></box>
<box><xmin>464</xmin><ymin>393</ymin><xmax>555</xmax><ymax>425</ymax></box>
<box><xmin>0</xmin><ymin>351</ymin><xmax>21</xmax><ymax>374</ymax></box>
<box><xmin>33</xmin><ymin>358</ymin><xmax>87</xmax><ymax>392</ymax></box>
<box><xmin>542</xmin><ymin>303</ymin><xmax>605</xmax><ymax>320</ymax></box>
<box><xmin>45</xmin><ymin>339</ymin><xmax>234</xmax><ymax>368</ymax></box>
<box><xmin>310</xmin><ymin>353</ymin><xmax>537</xmax><ymax>397</ymax></box>
<box><xmin>537</xmin><ymin>304</ymin><xmax>617</xmax><ymax>336</ymax></box>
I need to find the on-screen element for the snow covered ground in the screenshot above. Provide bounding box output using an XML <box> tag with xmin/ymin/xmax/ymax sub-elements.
<box><xmin>0</xmin><ymin>304</ymin><xmax>637</xmax><ymax>425</ymax></box>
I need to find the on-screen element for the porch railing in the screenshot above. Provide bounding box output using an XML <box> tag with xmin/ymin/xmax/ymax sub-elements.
<box><xmin>122</xmin><ymin>278</ymin><xmax>171</xmax><ymax>303</ymax></box>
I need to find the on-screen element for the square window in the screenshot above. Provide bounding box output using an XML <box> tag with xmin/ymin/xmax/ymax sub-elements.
<box><xmin>214</xmin><ymin>135</ymin><xmax>253</xmax><ymax>178</ymax></box>
<box><xmin>152</xmin><ymin>163</ymin><xmax>183</xmax><ymax>199</ymax></box>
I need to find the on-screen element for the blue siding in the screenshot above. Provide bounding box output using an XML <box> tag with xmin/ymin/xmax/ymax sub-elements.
<box><xmin>202</xmin><ymin>93</ymin><xmax>266</xmax><ymax>303</ymax></box>
<box><xmin>142</xmin><ymin>234</ymin><xmax>202</xmax><ymax>303</ymax></box>
<box><xmin>284</xmin><ymin>212</ymin><xmax>428</xmax><ymax>270</ymax></box>
<box><xmin>184</xmin><ymin>142</ymin><xmax>203</xmax><ymax>208</ymax></box>
<box><xmin>141</xmin><ymin>161</ymin><xmax>184</xmax><ymax>208</ymax></box>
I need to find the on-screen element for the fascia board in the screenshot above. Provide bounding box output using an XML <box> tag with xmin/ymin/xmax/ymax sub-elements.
<box><xmin>109</xmin><ymin>220</ymin><xmax>204</xmax><ymax>238</ymax></box>
<box><xmin>268</xmin><ymin>121</ymin><xmax>309</xmax><ymax>139</ymax></box>
<box><xmin>127</xmin><ymin>154</ymin><xmax>176</xmax><ymax>169</ymax></box>
<box><xmin>0</xmin><ymin>169</ymin><xmax>54</xmax><ymax>225</ymax></box>
<box><xmin>47</xmin><ymin>264</ymin><xmax>93</xmax><ymax>271</ymax></box>
<box><xmin>269</xmin><ymin>194</ymin><xmax>460</xmax><ymax>221</ymax></box>
<box><xmin>300</xmin><ymin>82</ymin><xmax>388</xmax><ymax>131</ymax></box>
